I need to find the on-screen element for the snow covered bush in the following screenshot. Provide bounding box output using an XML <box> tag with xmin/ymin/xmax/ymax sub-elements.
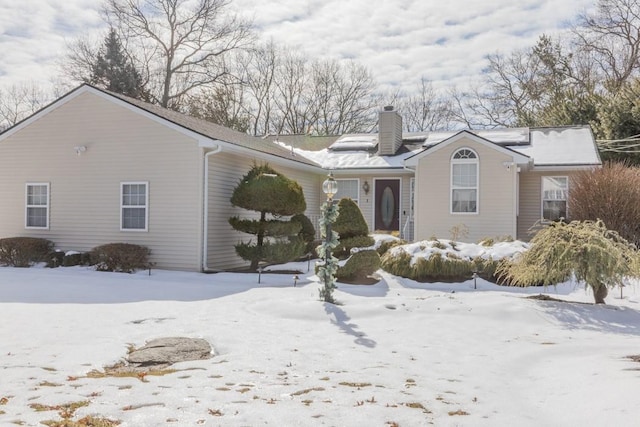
<box><xmin>0</xmin><ymin>237</ymin><xmax>54</xmax><ymax>267</ymax></box>
<box><xmin>377</xmin><ymin>238</ymin><xmax>407</xmax><ymax>256</ymax></box>
<box><xmin>381</xmin><ymin>238</ymin><xmax>527</xmax><ymax>283</ymax></box>
<box><xmin>90</xmin><ymin>243</ymin><xmax>151</xmax><ymax>273</ymax></box>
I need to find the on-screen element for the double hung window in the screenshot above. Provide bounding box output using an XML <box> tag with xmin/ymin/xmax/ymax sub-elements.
<box><xmin>121</xmin><ymin>182</ymin><xmax>148</xmax><ymax>231</ymax></box>
<box><xmin>26</xmin><ymin>183</ymin><xmax>49</xmax><ymax>229</ymax></box>
<box><xmin>451</xmin><ymin>148</ymin><xmax>478</xmax><ymax>214</ymax></box>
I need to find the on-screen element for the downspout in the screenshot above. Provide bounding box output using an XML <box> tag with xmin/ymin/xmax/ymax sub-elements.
<box><xmin>202</xmin><ymin>145</ymin><xmax>222</xmax><ymax>272</ymax></box>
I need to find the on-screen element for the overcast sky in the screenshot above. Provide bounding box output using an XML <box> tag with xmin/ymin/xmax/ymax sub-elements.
<box><xmin>0</xmin><ymin>0</ymin><xmax>595</xmax><ymax>94</ymax></box>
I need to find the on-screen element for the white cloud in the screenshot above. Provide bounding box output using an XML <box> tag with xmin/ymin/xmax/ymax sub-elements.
<box><xmin>0</xmin><ymin>0</ymin><xmax>594</xmax><ymax>94</ymax></box>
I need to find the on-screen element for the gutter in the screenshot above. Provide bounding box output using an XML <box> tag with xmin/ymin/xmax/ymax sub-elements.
<box><xmin>202</xmin><ymin>144</ymin><xmax>223</xmax><ymax>272</ymax></box>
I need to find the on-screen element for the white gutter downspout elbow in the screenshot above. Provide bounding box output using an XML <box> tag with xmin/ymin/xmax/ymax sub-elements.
<box><xmin>202</xmin><ymin>145</ymin><xmax>223</xmax><ymax>272</ymax></box>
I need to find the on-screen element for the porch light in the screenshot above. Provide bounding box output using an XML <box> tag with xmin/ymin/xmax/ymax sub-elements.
<box><xmin>362</xmin><ymin>180</ymin><xmax>370</xmax><ymax>195</ymax></box>
<box><xmin>322</xmin><ymin>173</ymin><xmax>338</xmax><ymax>200</ymax></box>
<box><xmin>318</xmin><ymin>172</ymin><xmax>340</xmax><ymax>303</ymax></box>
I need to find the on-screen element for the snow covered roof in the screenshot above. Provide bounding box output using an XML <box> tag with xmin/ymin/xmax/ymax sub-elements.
<box><xmin>510</xmin><ymin>126</ymin><xmax>601</xmax><ymax>166</ymax></box>
<box><xmin>328</xmin><ymin>134</ymin><xmax>378</xmax><ymax>151</ymax></box>
<box><xmin>421</xmin><ymin>128</ymin><xmax>530</xmax><ymax>147</ymax></box>
<box><xmin>274</xmin><ymin>140</ymin><xmax>421</xmax><ymax>170</ymax></box>
<box><xmin>276</xmin><ymin>125</ymin><xmax>600</xmax><ymax>170</ymax></box>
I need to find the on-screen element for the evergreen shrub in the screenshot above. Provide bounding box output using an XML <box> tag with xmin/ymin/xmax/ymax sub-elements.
<box><xmin>291</xmin><ymin>213</ymin><xmax>316</xmax><ymax>255</ymax></box>
<box><xmin>0</xmin><ymin>237</ymin><xmax>54</xmax><ymax>267</ymax></box>
<box><xmin>48</xmin><ymin>250</ymin><xmax>65</xmax><ymax>268</ymax></box>
<box><xmin>229</xmin><ymin>163</ymin><xmax>307</xmax><ymax>270</ymax></box>
<box><xmin>336</xmin><ymin>250</ymin><xmax>381</xmax><ymax>282</ymax></box>
<box><xmin>381</xmin><ymin>247</ymin><xmax>501</xmax><ymax>283</ymax></box>
<box><xmin>235</xmin><ymin>238</ymin><xmax>307</xmax><ymax>265</ymax></box>
<box><xmin>62</xmin><ymin>252</ymin><xmax>91</xmax><ymax>267</ymax></box>
<box><xmin>333</xmin><ymin>198</ymin><xmax>368</xmax><ymax>239</ymax></box>
<box><xmin>332</xmin><ymin>198</ymin><xmax>373</xmax><ymax>259</ymax></box>
<box><xmin>335</xmin><ymin>235</ymin><xmax>375</xmax><ymax>258</ymax></box>
<box><xmin>90</xmin><ymin>243</ymin><xmax>151</xmax><ymax>273</ymax></box>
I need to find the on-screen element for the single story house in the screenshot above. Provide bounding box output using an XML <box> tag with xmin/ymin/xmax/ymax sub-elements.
<box><xmin>0</xmin><ymin>85</ymin><xmax>601</xmax><ymax>271</ymax></box>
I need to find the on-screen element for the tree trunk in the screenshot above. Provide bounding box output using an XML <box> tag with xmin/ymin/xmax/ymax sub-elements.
<box><xmin>593</xmin><ymin>283</ymin><xmax>608</xmax><ymax>304</ymax></box>
<box><xmin>250</xmin><ymin>211</ymin><xmax>266</xmax><ymax>271</ymax></box>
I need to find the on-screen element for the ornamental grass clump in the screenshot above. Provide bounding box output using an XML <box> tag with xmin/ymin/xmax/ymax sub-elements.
<box><xmin>380</xmin><ymin>239</ymin><xmax>524</xmax><ymax>283</ymax></box>
<box><xmin>497</xmin><ymin>219</ymin><xmax>640</xmax><ymax>304</ymax></box>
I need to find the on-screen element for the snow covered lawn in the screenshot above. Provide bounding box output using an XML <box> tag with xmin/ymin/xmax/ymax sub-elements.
<box><xmin>1</xmin><ymin>264</ymin><xmax>639</xmax><ymax>426</ymax></box>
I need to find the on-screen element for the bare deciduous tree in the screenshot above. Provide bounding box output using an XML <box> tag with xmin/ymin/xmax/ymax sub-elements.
<box><xmin>574</xmin><ymin>0</ymin><xmax>640</xmax><ymax>91</ymax></box>
<box><xmin>312</xmin><ymin>59</ymin><xmax>377</xmax><ymax>135</ymax></box>
<box><xmin>394</xmin><ymin>77</ymin><xmax>454</xmax><ymax>132</ymax></box>
<box><xmin>0</xmin><ymin>82</ymin><xmax>50</xmax><ymax>131</ymax></box>
<box><xmin>103</xmin><ymin>0</ymin><xmax>253</xmax><ymax>108</ymax></box>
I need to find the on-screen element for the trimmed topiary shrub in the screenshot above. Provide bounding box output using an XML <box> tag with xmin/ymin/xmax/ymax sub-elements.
<box><xmin>335</xmin><ymin>235</ymin><xmax>375</xmax><ymax>258</ymax></box>
<box><xmin>336</xmin><ymin>250</ymin><xmax>381</xmax><ymax>282</ymax></box>
<box><xmin>229</xmin><ymin>163</ymin><xmax>307</xmax><ymax>270</ymax></box>
<box><xmin>333</xmin><ymin>198</ymin><xmax>369</xmax><ymax>239</ymax></box>
<box><xmin>0</xmin><ymin>237</ymin><xmax>54</xmax><ymax>267</ymax></box>
<box><xmin>332</xmin><ymin>198</ymin><xmax>374</xmax><ymax>259</ymax></box>
<box><xmin>291</xmin><ymin>213</ymin><xmax>316</xmax><ymax>256</ymax></box>
<box><xmin>235</xmin><ymin>238</ymin><xmax>307</xmax><ymax>265</ymax></box>
<box><xmin>89</xmin><ymin>243</ymin><xmax>151</xmax><ymax>273</ymax></box>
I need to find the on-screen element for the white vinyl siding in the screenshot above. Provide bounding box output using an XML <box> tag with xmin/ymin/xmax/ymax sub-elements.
<box><xmin>451</xmin><ymin>148</ymin><xmax>478</xmax><ymax>214</ymax></box>
<box><xmin>542</xmin><ymin>176</ymin><xmax>568</xmax><ymax>222</ymax></box>
<box><xmin>414</xmin><ymin>137</ymin><xmax>516</xmax><ymax>243</ymax></box>
<box><xmin>335</xmin><ymin>179</ymin><xmax>360</xmax><ymax>204</ymax></box>
<box><xmin>0</xmin><ymin>91</ymin><xmax>203</xmax><ymax>271</ymax></box>
<box><xmin>121</xmin><ymin>182</ymin><xmax>148</xmax><ymax>231</ymax></box>
<box><xmin>25</xmin><ymin>183</ymin><xmax>49</xmax><ymax>229</ymax></box>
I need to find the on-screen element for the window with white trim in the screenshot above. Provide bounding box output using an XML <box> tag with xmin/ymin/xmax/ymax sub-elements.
<box><xmin>451</xmin><ymin>148</ymin><xmax>478</xmax><ymax>213</ymax></box>
<box><xmin>542</xmin><ymin>176</ymin><xmax>568</xmax><ymax>221</ymax></box>
<box><xmin>335</xmin><ymin>179</ymin><xmax>360</xmax><ymax>204</ymax></box>
<box><xmin>121</xmin><ymin>182</ymin><xmax>148</xmax><ymax>231</ymax></box>
<box><xmin>25</xmin><ymin>183</ymin><xmax>49</xmax><ymax>229</ymax></box>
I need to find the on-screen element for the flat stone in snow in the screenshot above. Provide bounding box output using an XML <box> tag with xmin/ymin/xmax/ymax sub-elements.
<box><xmin>127</xmin><ymin>337</ymin><xmax>213</xmax><ymax>366</ymax></box>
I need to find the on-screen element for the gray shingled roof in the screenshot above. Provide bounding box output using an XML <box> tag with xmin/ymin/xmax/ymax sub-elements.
<box><xmin>94</xmin><ymin>85</ymin><xmax>320</xmax><ymax>168</ymax></box>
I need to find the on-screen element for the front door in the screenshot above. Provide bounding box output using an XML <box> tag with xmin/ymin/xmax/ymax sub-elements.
<box><xmin>375</xmin><ymin>179</ymin><xmax>400</xmax><ymax>231</ymax></box>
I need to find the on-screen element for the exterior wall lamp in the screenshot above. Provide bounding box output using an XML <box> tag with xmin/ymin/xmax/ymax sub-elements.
<box><xmin>362</xmin><ymin>180</ymin><xmax>370</xmax><ymax>195</ymax></box>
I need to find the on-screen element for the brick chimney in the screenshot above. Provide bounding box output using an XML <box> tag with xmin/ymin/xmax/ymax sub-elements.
<box><xmin>378</xmin><ymin>105</ymin><xmax>403</xmax><ymax>156</ymax></box>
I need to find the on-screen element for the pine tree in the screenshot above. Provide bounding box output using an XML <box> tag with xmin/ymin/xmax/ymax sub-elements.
<box><xmin>229</xmin><ymin>163</ymin><xmax>306</xmax><ymax>271</ymax></box>
<box><xmin>90</xmin><ymin>28</ymin><xmax>147</xmax><ymax>99</ymax></box>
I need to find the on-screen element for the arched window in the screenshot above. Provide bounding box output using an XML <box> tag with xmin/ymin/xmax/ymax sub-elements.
<box><xmin>451</xmin><ymin>148</ymin><xmax>478</xmax><ymax>213</ymax></box>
